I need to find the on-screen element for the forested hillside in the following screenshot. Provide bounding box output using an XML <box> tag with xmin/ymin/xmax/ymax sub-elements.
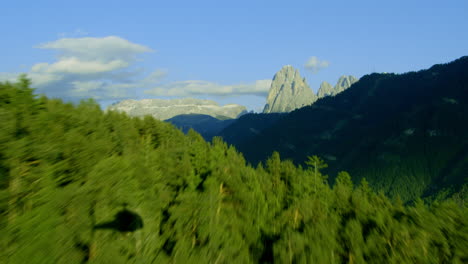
<box><xmin>222</xmin><ymin>57</ymin><xmax>468</xmax><ymax>202</ymax></box>
<box><xmin>0</xmin><ymin>77</ymin><xmax>467</xmax><ymax>263</ymax></box>
<box><xmin>165</xmin><ymin>114</ymin><xmax>235</xmax><ymax>141</ymax></box>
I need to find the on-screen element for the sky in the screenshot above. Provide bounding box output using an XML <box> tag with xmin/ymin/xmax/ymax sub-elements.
<box><xmin>1</xmin><ymin>0</ymin><xmax>467</xmax><ymax>111</ymax></box>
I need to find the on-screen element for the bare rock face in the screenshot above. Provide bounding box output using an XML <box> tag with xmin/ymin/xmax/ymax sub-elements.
<box><xmin>317</xmin><ymin>75</ymin><xmax>358</xmax><ymax>98</ymax></box>
<box><xmin>108</xmin><ymin>98</ymin><xmax>247</xmax><ymax>120</ymax></box>
<box><xmin>317</xmin><ymin>81</ymin><xmax>334</xmax><ymax>98</ymax></box>
<box><xmin>335</xmin><ymin>75</ymin><xmax>358</xmax><ymax>93</ymax></box>
<box><xmin>263</xmin><ymin>65</ymin><xmax>317</xmax><ymax>113</ymax></box>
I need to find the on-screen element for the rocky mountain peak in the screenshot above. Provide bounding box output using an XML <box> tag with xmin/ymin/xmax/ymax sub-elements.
<box><xmin>263</xmin><ymin>65</ymin><xmax>317</xmax><ymax>113</ymax></box>
<box><xmin>335</xmin><ymin>75</ymin><xmax>358</xmax><ymax>93</ymax></box>
<box><xmin>317</xmin><ymin>81</ymin><xmax>334</xmax><ymax>98</ymax></box>
<box><xmin>317</xmin><ymin>76</ymin><xmax>358</xmax><ymax>98</ymax></box>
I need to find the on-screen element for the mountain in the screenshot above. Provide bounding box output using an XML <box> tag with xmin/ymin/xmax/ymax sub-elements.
<box><xmin>263</xmin><ymin>65</ymin><xmax>317</xmax><ymax>113</ymax></box>
<box><xmin>317</xmin><ymin>76</ymin><xmax>358</xmax><ymax>98</ymax></box>
<box><xmin>317</xmin><ymin>81</ymin><xmax>334</xmax><ymax>98</ymax></box>
<box><xmin>262</xmin><ymin>66</ymin><xmax>357</xmax><ymax>113</ymax></box>
<box><xmin>108</xmin><ymin>98</ymin><xmax>247</xmax><ymax>120</ymax></box>
<box><xmin>166</xmin><ymin>114</ymin><xmax>235</xmax><ymax>141</ymax></box>
<box><xmin>334</xmin><ymin>75</ymin><xmax>358</xmax><ymax>94</ymax></box>
<box><xmin>160</xmin><ymin>69</ymin><xmax>356</xmax><ymax>140</ymax></box>
<box><xmin>218</xmin><ymin>113</ymin><xmax>285</xmax><ymax>148</ymax></box>
<box><xmin>220</xmin><ymin>56</ymin><xmax>468</xmax><ymax>202</ymax></box>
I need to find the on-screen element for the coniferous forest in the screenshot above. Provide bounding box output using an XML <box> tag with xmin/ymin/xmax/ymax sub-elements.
<box><xmin>0</xmin><ymin>77</ymin><xmax>467</xmax><ymax>263</ymax></box>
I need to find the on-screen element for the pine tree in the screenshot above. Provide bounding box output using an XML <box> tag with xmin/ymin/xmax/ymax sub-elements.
<box><xmin>306</xmin><ymin>155</ymin><xmax>328</xmax><ymax>194</ymax></box>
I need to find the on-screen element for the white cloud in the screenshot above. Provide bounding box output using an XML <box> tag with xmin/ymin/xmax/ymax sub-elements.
<box><xmin>304</xmin><ymin>56</ymin><xmax>330</xmax><ymax>73</ymax></box>
<box><xmin>29</xmin><ymin>36</ymin><xmax>153</xmax><ymax>81</ymax></box>
<box><xmin>0</xmin><ymin>72</ymin><xmax>19</xmax><ymax>83</ymax></box>
<box><xmin>28</xmin><ymin>72</ymin><xmax>64</xmax><ymax>86</ymax></box>
<box><xmin>0</xmin><ymin>36</ymin><xmax>160</xmax><ymax>100</ymax></box>
<box><xmin>71</xmin><ymin>80</ymin><xmax>104</xmax><ymax>93</ymax></box>
<box><xmin>1</xmin><ymin>36</ymin><xmax>269</xmax><ymax>102</ymax></box>
<box><xmin>145</xmin><ymin>79</ymin><xmax>272</xmax><ymax>97</ymax></box>
<box><xmin>31</xmin><ymin>57</ymin><xmax>129</xmax><ymax>75</ymax></box>
<box><xmin>36</xmin><ymin>36</ymin><xmax>153</xmax><ymax>61</ymax></box>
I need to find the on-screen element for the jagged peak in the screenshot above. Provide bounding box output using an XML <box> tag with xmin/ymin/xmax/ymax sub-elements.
<box><xmin>335</xmin><ymin>75</ymin><xmax>358</xmax><ymax>92</ymax></box>
<box><xmin>264</xmin><ymin>66</ymin><xmax>316</xmax><ymax>113</ymax></box>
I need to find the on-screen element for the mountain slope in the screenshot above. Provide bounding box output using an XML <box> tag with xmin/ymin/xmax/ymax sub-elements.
<box><xmin>218</xmin><ymin>113</ymin><xmax>286</xmax><ymax>150</ymax></box>
<box><xmin>165</xmin><ymin>114</ymin><xmax>235</xmax><ymax>141</ymax></box>
<box><xmin>317</xmin><ymin>75</ymin><xmax>358</xmax><ymax>98</ymax></box>
<box><xmin>317</xmin><ymin>81</ymin><xmax>334</xmax><ymax>98</ymax></box>
<box><xmin>221</xmin><ymin>56</ymin><xmax>468</xmax><ymax>201</ymax></box>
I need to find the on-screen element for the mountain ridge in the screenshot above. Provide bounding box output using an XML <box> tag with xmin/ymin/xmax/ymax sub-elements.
<box><xmin>108</xmin><ymin>98</ymin><xmax>247</xmax><ymax>120</ymax></box>
<box><xmin>263</xmin><ymin>65</ymin><xmax>358</xmax><ymax>114</ymax></box>
<box><xmin>317</xmin><ymin>75</ymin><xmax>358</xmax><ymax>97</ymax></box>
<box><xmin>219</xmin><ymin>56</ymin><xmax>468</xmax><ymax>202</ymax></box>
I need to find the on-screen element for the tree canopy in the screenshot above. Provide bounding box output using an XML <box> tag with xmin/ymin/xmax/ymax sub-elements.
<box><xmin>0</xmin><ymin>77</ymin><xmax>467</xmax><ymax>263</ymax></box>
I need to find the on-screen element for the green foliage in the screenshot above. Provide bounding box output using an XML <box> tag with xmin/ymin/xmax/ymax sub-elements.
<box><xmin>0</xmin><ymin>77</ymin><xmax>467</xmax><ymax>263</ymax></box>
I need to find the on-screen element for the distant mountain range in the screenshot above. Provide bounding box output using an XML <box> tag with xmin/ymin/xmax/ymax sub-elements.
<box><xmin>162</xmin><ymin>66</ymin><xmax>357</xmax><ymax>138</ymax></box>
<box><xmin>107</xmin><ymin>66</ymin><xmax>356</xmax><ymax>123</ymax></box>
<box><xmin>107</xmin><ymin>98</ymin><xmax>247</xmax><ymax>120</ymax></box>
<box><xmin>218</xmin><ymin>56</ymin><xmax>468</xmax><ymax>202</ymax></box>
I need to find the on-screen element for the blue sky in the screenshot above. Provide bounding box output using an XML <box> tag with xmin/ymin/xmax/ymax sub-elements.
<box><xmin>1</xmin><ymin>0</ymin><xmax>467</xmax><ymax>111</ymax></box>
